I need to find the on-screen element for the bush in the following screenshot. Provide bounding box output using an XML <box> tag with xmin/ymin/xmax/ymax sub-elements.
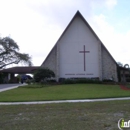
<box><xmin>34</xmin><ymin>67</ymin><xmax>55</xmax><ymax>82</ymax></box>
<box><xmin>46</xmin><ymin>79</ymin><xmax>57</xmax><ymax>83</ymax></box>
<box><xmin>0</xmin><ymin>73</ymin><xmax>4</xmax><ymax>83</ymax></box>
<box><xmin>26</xmin><ymin>79</ymin><xmax>32</xmax><ymax>84</ymax></box>
<box><xmin>103</xmin><ymin>79</ymin><xmax>114</xmax><ymax>82</ymax></box>
<box><xmin>0</xmin><ymin>73</ymin><xmax>8</xmax><ymax>83</ymax></box>
<box><xmin>9</xmin><ymin>77</ymin><xmax>19</xmax><ymax>83</ymax></box>
<box><xmin>78</xmin><ymin>78</ymin><xmax>102</xmax><ymax>84</ymax></box>
<box><xmin>59</xmin><ymin>78</ymin><xmax>102</xmax><ymax>84</ymax></box>
<box><xmin>62</xmin><ymin>79</ymin><xmax>76</xmax><ymax>84</ymax></box>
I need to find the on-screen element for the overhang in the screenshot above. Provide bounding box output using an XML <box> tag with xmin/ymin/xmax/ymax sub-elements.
<box><xmin>0</xmin><ymin>66</ymin><xmax>40</xmax><ymax>74</ymax></box>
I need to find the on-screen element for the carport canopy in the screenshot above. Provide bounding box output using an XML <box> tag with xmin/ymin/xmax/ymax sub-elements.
<box><xmin>0</xmin><ymin>66</ymin><xmax>40</xmax><ymax>74</ymax></box>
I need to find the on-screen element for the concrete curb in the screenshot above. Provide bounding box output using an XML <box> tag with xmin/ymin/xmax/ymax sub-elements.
<box><xmin>0</xmin><ymin>97</ymin><xmax>130</xmax><ymax>105</ymax></box>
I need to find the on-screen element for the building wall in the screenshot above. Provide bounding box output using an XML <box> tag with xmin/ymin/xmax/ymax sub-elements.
<box><xmin>98</xmin><ymin>42</ymin><xmax>102</xmax><ymax>80</ymax></box>
<box><xmin>41</xmin><ymin>45</ymin><xmax>57</xmax><ymax>76</ymax></box>
<box><xmin>101</xmin><ymin>45</ymin><xmax>118</xmax><ymax>81</ymax></box>
<box><xmin>41</xmin><ymin>13</ymin><xmax>118</xmax><ymax>82</ymax></box>
<box><xmin>58</xmin><ymin>15</ymin><xmax>100</xmax><ymax>79</ymax></box>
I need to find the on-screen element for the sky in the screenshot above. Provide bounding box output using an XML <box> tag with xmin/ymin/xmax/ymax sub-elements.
<box><xmin>0</xmin><ymin>0</ymin><xmax>130</xmax><ymax>67</ymax></box>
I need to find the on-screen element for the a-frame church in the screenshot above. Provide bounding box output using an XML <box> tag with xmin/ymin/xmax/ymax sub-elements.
<box><xmin>41</xmin><ymin>11</ymin><xmax>118</xmax><ymax>82</ymax></box>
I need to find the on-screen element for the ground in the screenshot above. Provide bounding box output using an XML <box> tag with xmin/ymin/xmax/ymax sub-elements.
<box><xmin>0</xmin><ymin>83</ymin><xmax>130</xmax><ymax>129</ymax></box>
<box><xmin>0</xmin><ymin>84</ymin><xmax>130</xmax><ymax>102</ymax></box>
<box><xmin>0</xmin><ymin>100</ymin><xmax>130</xmax><ymax>130</ymax></box>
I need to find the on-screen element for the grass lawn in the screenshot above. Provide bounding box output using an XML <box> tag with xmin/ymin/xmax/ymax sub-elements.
<box><xmin>0</xmin><ymin>100</ymin><xmax>130</xmax><ymax>130</ymax></box>
<box><xmin>0</xmin><ymin>84</ymin><xmax>130</xmax><ymax>102</ymax></box>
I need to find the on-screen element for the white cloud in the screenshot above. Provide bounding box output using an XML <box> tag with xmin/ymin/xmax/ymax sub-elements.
<box><xmin>105</xmin><ymin>0</ymin><xmax>117</xmax><ymax>9</ymax></box>
<box><xmin>89</xmin><ymin>12</ymin><xmax>130</xmax><ymax>65</ymax></box>
<box><xmin>90</xmin><ymin>0</ymin><xmax>117</xmax><ymax>11</ymax></box>
<box><xmin>0</xmin><ymin>0</ymin><xmax>130</xmax><ymax>67</ymax></box>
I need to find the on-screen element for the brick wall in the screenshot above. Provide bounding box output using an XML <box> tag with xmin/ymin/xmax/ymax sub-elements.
<box><xmin>101</xmin><ymin>45</ymin><xmax>118</xmax><ymax>81</ymax></box>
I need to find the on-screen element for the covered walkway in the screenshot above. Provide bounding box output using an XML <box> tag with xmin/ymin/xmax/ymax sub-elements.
<box><xmin>0</xmin><ymin>66</ymin><xmax>39</xmax><ymax>83</ymax></box>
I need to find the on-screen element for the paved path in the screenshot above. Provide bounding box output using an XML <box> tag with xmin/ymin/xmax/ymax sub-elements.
<box><xmin>0</xmin><ymin>83</ymin><xmax>27</xmax><ymax>92</ymax></box>
<box><xmin>0</xmin><ymin>97</ymin><xmax>130</xmax><ymax>105</ymax></box>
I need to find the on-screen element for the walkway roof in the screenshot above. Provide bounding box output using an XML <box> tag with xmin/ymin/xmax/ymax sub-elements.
<box><xmin>0</xmin><ymin>66</ymin><xmax>39</xmax><ymax>74</ymax></box>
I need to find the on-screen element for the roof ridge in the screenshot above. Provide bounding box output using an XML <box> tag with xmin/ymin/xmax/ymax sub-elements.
<box><xmin>41</xmin><ymin>11</ymin><xmax>117</xmax><ymax>66</ymax></box>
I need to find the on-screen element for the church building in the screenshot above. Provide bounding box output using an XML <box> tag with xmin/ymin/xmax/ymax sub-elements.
<box><xmin>41</xmin><ymin>11</ymin><xmax>118</xmax><ymax>82</ymax></box>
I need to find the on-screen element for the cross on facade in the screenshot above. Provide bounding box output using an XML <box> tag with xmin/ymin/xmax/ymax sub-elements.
<box><xmin>79</xmin><ymin>45</ymin><xmax>90</xmax><ymax>71</ymax></box>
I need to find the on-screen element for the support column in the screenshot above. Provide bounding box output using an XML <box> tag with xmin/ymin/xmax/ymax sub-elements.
<box><xmin>8</xmin><ymin>73</ymin><xmax>11</xmax><ymax>81</ymax></box>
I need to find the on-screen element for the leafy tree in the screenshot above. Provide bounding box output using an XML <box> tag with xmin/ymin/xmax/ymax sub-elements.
<box><xmin>124</xmin><ymin>64</ymin><xmax>129</xmax><ymax>68</ymax></box>
<box><xmin>0</xmin><ymin>37</ymin><xmax>32</xmax><ymax>69</ymax></box>
<box><xmin>0</xmin><ymin>73</ymin><xmax>4</xmax><ymax>83</ymax></box>
<box><xmin>117</xmin><ymin>62</ymin><xmax>123</xmax><ymax>67</ymax></box>
<box><xmin>34</xmin><ymin>68</ymin><xmax>55</xmax><ymax>82</ymax></box>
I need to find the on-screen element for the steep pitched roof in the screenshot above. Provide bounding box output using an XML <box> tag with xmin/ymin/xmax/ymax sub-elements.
<box><xmin>42</xmin><ymin>10</ymin><xmax>117</xmax><ymax>66</ymax></box>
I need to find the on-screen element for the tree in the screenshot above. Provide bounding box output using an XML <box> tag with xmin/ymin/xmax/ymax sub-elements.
<box><xmin>34</xmin><ymin>68</ymin><xmax>55</xmax><ymax>82</ymax></box>
<box><xmin>117</xmin><ymin>62</ymin><xmax>123</xmax><ymax>67</ymax></box>
<box><xmin>0</xmin><ymin>37</ymin><xmax>32</xmax><ymax>69</ymax></box>
<box><xmin>124</xmin><ymin>64</ymin><xmax>129</xmax><ymax>69</ymax></box>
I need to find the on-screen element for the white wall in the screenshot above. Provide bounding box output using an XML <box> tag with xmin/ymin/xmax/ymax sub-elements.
<box><xmin>58</xmin><ymin>15</ymin><xmax>100</xmax><ymax>78</ymax></box>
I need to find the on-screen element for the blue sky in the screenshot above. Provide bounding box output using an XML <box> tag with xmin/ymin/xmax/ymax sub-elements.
<box><xmin>0</xmin><ymin>0</ymin><xmax>130</xmax><ymax>67</ymax></box>
<box><xmin>100</xmin><ymin>0</ymin><xmax>130</xmax><ymax>33</ymax></box>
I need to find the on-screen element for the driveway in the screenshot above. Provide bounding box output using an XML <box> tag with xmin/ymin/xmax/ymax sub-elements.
<box><xmin>0</xmin><ymin>84</ymin><xmax>26</xmax><ymax>92</ymax></box>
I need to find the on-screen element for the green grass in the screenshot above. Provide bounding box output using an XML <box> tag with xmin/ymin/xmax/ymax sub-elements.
<box><xmin>0</xmin><ymin>100</ymin><xmax>130</xmax><ymax>130</ymax></box>
<box><xmin>0</xmin><ymin>84</ymin><xmax>130</xmax><ymax>102</ymax></box>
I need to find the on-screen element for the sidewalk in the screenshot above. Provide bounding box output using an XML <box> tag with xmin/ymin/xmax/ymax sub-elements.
<box><xmin>0</xmin><ymin>97</ymin><xmax>130</xmax><ymax>105</ymax></box>
<box><xmin>0</xmin><ymin>84</ymin><xmax>27</xmax><ymax>92</ymax></box>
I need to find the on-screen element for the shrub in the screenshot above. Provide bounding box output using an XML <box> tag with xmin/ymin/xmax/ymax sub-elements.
<box><xmin>9</xmin><ymin>77</ymin><xmax>19</xmax><ymax>83</ymax></box>
<box><xmin>26</xmin><ymin>79</ymin><xmax>31</xmax><ymax>84</ymax></box>
<box><xmin>0</xmin><ymin>73</ymin><xmax>4</xmax><ymax>83</ymax></box>
<box><xmin>59</xmin><ymin>78</ymin><xmax>102</xmax><ymax>84</ymax></box>
<box><xmin>103</xmin><ymin>79</ymin><xmax>114</xmax><ymax>82</ymax></box>
<box><xmin>62</xmin><ymin>79</ymin><xmax>76</xmax><ymax>84</ymax></box>
<box><xmin>34</xmin><ymin>67</ymin><xmax>55</xmax><ymax>82</ymax></box>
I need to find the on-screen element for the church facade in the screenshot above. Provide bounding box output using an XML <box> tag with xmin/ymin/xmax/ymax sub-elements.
<box><xmin>41</xmin><ymin>11</ymin><xmax>118</xmax><ymax>82</ymax></box>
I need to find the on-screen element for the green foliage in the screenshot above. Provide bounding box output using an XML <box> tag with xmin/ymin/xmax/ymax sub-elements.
<box><xmin>0</xmin><ymin>72</ymin><xmax>8</xmax><ymax>83</ymax></box>
<box><xmin>8</xmin><ymin>77</ymin><xmax>19</xmax><ymax>83</ymax></box>
<box><xmin>0</xmin><ymin>73</ymin><xmax>4</xmax><ymax>83</ymax></box>
<box><xmin>102</xmin><ymin>79</ymin><xmax>114</xmax><ymax>82</ymax></box>
<box><xmin>25</xmin><ymin>79</ymin><xmax>31</xmax><ymax>84</ymax></box>
<box><xmin>117</xmin><ymin>62</ymin><xmax>123</xmax><ymax>67</ymax></box>
<box><xmin>16</xmin><ymin>75</ymin><xmax>21</xmax><ymax>83</ymax></box>
<box><xmin>34</xmin><ymin>68</ymin><xmax>55</xmax><ymax>82</ymax></box>
<box><xmin>117</xmin><ymin>66</ymin><xmax>121</xmax><ymax>82</ymax></box>
<box><xmin>59</xmin><ymin>78</ymin><xmax>102</xmax><ymax>84</ymax></box>
<box><xmin>0</xmin><ymin>36</ymin><xmax>32</xmax><ymax>69</ymax></box>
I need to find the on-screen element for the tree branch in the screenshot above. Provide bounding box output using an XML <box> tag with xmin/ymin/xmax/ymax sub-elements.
<box><xmin>0</xmin><ymin>37</ymin><xmax>32</xmax><ymax>69</ymax></box>
<box><xmin>0</xmin><ymin>60</ymin><xmax>20</xmax><ymax>69</ymax></box>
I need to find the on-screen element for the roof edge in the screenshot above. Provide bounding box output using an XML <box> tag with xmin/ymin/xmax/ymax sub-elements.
<box><xmin>41</xmin><ymin>10</ymin><xmax>117</xmax><ymax>66</ymax></box>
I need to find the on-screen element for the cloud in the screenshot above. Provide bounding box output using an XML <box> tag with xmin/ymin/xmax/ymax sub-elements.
<box><xmin>0</xmin><ymin>0</ymin><xmax>129</xmax><ymax>66</ymax></box>
<box><xmin>89</xmin><ymin>12</ymin><xmax>130</xmax><ymax>64</ymax></box>
<box><xmin>105</xmin><ymin>0</ymin><xmax>117</xmax><ymax>9</ymax></box>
